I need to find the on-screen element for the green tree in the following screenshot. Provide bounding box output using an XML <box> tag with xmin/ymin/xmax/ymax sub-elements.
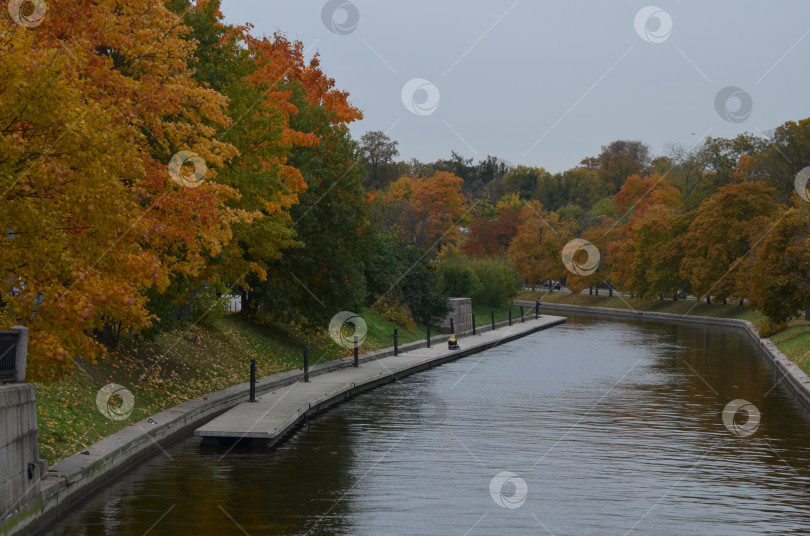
<box><xmin>435</xmin><ymin>254</ymin><xmax>482</xmax><ymax>298</ymax></box>
<box><xmin>245</xmin><ymin>87</ymin><xmax>368</xmax><ymax>328</ymax></box>
<box><xmin>363</xmin><ymin>228</ymin><xmax>450</xmax><ymax>324</ymax></box>
<box><xmin>360</xmin><ymin>130</ymin><xmax>400</xmax><ymax>190</ymax></box>
<box><xmin>581</xmin><ymin>140</ymin><xmax>652</xmax><ymax>194</ymax></box>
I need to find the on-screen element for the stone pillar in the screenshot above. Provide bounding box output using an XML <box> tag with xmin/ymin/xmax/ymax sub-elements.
<box><xmin>1</xmin><ymin>383</ymin><xmax>47</xmax><ymax>533</ymax></box>
<box><xmin>11</xmin><ymin>326</ymin><xmax>28</xmax><ymax>383</ymax></box>
<box><xmin>441</xmin><ymin>298</ymin><xmax>473</xmax><ymax>334</ymax></box>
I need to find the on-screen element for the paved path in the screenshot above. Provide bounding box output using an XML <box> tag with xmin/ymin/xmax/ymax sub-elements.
<box><xmin>195</xmin><ymin>314</ymin><xmax>565</xmax><ymax>446</ymax></box>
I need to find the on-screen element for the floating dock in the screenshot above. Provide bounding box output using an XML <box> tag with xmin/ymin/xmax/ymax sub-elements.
<box><xmin>194</xmin><ymin>314</ymin><xmax>565</xmax><ymax>446</ymax></box>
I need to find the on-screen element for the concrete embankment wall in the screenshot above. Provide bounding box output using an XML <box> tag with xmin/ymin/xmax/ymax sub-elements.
<box><xmin>515</xmin><ymin>300</ymin><xmax>810</xmax><ymax>410</ymax></box>
<box><xmin>0</xmin><ymin>384</ymin><xmax>47</xmax><ymax>536</ymax></box>
<box><xmin>13</xmin><ymin>316</ymin><xmax>545</xmax><ymax>536</ymax></box>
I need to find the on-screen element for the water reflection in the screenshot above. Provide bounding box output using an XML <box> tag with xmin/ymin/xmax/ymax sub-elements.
<box><xmin>51</xmin><ymin>316</ymin><xmax>810</xmax><ymax>535</ymax></box>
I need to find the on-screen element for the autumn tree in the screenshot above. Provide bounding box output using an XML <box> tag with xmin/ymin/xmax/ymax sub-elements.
<box><xmin>381</xmin><ymin>171</ymin><xmax>469</xmax><ymax>252</ymax></box>
<box><xmin>630</xmin><ymin>210</ymin><xmax>690</xmax><ymax>299</ymax></box>
<box><xmin>462</xmin><ymin>199</ymin><xmax>522</xmax><ymax>258</ymax></box>
<box><xmin>680</xmin><ymin>181</ymin><xmax>779</xmax><ymax>304</ymax></box>
<box><xmin>748</xmin><ymin>206</ymin><xmax>810</xmax><ymax>324</ymax></box>
<box><xmin>506</xmin><ymin>202</ymin><xmax>566</xmax><ymax>288</ymax></box>
<box><xmin>0</xmin><ymin>0</ymin><xmax>247</xmax><ymax>380</ymax></box>
<box><xmin>608</xmin><ymin>174</ymin><xmax>682</xmax><ymax>293</ymax></box>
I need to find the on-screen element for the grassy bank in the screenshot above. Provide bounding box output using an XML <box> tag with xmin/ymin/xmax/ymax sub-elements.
<box><xmin>517</xmin><ymin>290</ymin><xmax>765</xmax><ymax>324</ymax></box>
<box><xmin>34</xmin><ymin>308</ymin><xmax>425</xmax><ymax>465</ymax></box>
<box><xmin>516</xmin><ymin>290</ymin><xmax>810</xmax><ymax>373</ymax></box>
<box><xmin>471</xmin><ymin>303</ymin><xmax>528</xmax><ymax>327</ymax></box>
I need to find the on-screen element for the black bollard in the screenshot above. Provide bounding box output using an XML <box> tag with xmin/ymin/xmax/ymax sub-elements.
<box><xmin>426</xmin><ymin>324</ymin><xmax>431</xmax><ymax>348</ymax></box>
<box><xmin>472</xmin><ymin>313</ymin><xmax>476</xmax><ymax>335</ymax></box>
<box><xmin>303</xmin><ymin>347</ymin><xmax>309</xmax><ymax>382</ymax></box>
<box><xmin>491</xmin><ymin>310</ymin><xmax>495</xmax><ymax>330</ymax></box>
<box><xmin>249</xmin><ymin>359</ymin><xmax>257</xmax><ymax>402</ymax></box>
<box><xmin>508</xmin><ymin>307</ymin><xmax>512</xmax><ymax>326</ymax></box>
<box><xmin>353</xmin><ymin>335</ymin><xmax>359</xmax><ymax>367</ymax></box>
<box><xmin>535</xmin><ymin>300</ymin><xmax>540</xmax><ymax>319</ymax></box>
<box><xmin>394</xmin><ymin>329</ymin><xmax>399</xmax><ymax>356</ymax></box>
<box><xmin>450</xmin><ymin>318</ymin><xmax>455</xmax><ymax>334</ymax></box>
<box><xmin>520</xmin><ymin>306</ymin><xmax>524</xmax><ymax>323</ymax></box>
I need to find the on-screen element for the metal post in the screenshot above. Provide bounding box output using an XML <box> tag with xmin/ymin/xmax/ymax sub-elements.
<box><xmin>303</xmin><ymin>346</ymin><xmax>309</xmax><ymax>383</ymax></box>
<box><xmin>508</xmin><ymin>307</ymin><xmax>512</xmax><ymax>326</ymax></box>
<box><xmin>520</xmin><ymin>306</ymin><xmax>524</xmax><ymax>323</ymax></box>
<box><xmin>394</xmin><ymin>329</ymin><xmax>399</xmax><ymax>356</ymax></box>
<box><xmin>426</xmin><ymin>324</ymin><xmax>431</xmax><ymax>348</ymax></box>
<box><xmin>249</xmin><ymin>359</ymin><xmax>257</xmax><ymax>402</ymax></box>
<box><xmin>450</xmin><ymin>318</ymin><xmax>455</xmax><ymax>334</ymax></box>
<box><xmin>353</xmin><ymin>335</ymin><xmax>359</xmax><ymax>367</ymax></box>
<box><xmin>491</xmin><ymin>310</ymin><xmax>495</xmax><ymax>330</ymax></box>
<box><xmin>472</xmin><ymin>313</ymin><xmax>476</xmax><ymax>335</ymax></box>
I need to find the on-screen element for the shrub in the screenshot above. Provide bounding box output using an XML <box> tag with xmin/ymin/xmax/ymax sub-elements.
<box><xmin>759</xmin><ymin>319</ymin><xmax>789</xmax><ymax>338</ymax></box>
<box><xmin>470</xmin><ymin>257</ymin><xmax>522</xmax><ymax>307</ymax></box>
<box><xmin>436</xmin><ymin>254</ymin><xmax>521</xmax><ymax>308</ymax></box>
<box><xmin>436</xmin><ymin>256</ymin><xmax>481</xmax><ymax>298</ymax></box>
<box><xmin>189</xmin><ymin>284</ymin><xmax>231</xmax><ymax>328</ymax></box>
<box><xmin>375</xmin><ymin>296</ymin><xmax>416</xmax><ymax>332</ymax></box>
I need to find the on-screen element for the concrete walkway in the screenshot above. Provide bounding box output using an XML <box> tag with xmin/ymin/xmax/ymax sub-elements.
<box><xmin>195</xmin><ymin>314</ymin><xmax>565</xmax><ymax>446</ymax></box>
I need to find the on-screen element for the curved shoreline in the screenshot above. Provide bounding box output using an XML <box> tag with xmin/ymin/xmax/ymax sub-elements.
<box><xmin>11</xmin><ymin>315</ymin><xmax>564</xmax><ymax>536</ymax></box>
<box><xmin>515</xmin><ymin>300</ymin><xmax>810</xmax><ymax>411</ymax></box>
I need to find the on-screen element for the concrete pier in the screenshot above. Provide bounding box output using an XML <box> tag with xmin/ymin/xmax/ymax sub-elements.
<box><xmin>195</xmin><ymin>314</ymin><xmax>565</xmax><ymax>446</ymax></box>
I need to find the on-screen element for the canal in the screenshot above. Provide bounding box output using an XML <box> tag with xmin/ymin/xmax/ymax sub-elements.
<box><xmin>50</xmin><ymin>315</ymin><xmax>810</xmax><ymax>535</ymax></box>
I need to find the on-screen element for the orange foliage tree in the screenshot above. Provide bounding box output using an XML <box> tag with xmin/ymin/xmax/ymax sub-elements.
<box><xmin>0</xmin><ymin>0</ymin><xmax>365</xmax><ymax>380</ymax></box>
<box><xmin>382</xmin><ymin>171</ymin><xmax>468</xmax><ymax>251</ymax></box>
<box><xmin>506</xmin><ymin>202</ymin><xmax>568</xmax><ymax>288</ymax></box>
<box><xmin>607</xmin><ymin>173</ymin><xmax>682</xmax><ymax>294</ymax></box>
<box><xmin>462</xmin><ymin>203</ymin><xmax>522</xmax><ymax>258</ymax></box>
<box><xmin>680</xmin><ymin>181</ymin><xmax>779</xmax><ymax>304</ymax></box>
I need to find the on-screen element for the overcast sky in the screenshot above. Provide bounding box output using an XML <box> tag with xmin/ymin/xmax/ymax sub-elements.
<box><xmin>221</xmin><ymin>1</ymin><xmax>810</xmax><ymax>173</ymax></box>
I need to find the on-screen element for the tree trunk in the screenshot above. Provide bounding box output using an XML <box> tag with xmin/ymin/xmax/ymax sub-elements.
<box><xmin>589</xmin><ymin>286</ymin><xmax>593</xmax><ymax>295</ymax></box>
<box><xmin>739</xmin><ymin>298</ymin><xmax>745</xmax><ymax>306</ymax></box>
<box><xmin>722</xmin><ymin>296</ymin><xmax>727</xmax><ymax>305</ymax></box>
<box><xmin>240</xmin><ymin>289</ymin><xmax>251</xmax><ymax>317</ymax></box>
<box><xmin>178</xmin><ymin>283</ymin><xmax>206</xmax><ymax>323</ymax></box>
<box><xmin>595</xmin><ymin>286</ymin><xmax>599</xmax><ymax>296</ymax></box>
<box><xmin>706</xmin><ymin>296</ymin><xmax>711</xmax><ymax>305</ymax></box>
<box><xmin>608</xmin><ymin>286</ymin><xmax>613</xmax><ymax>297</ymax></box>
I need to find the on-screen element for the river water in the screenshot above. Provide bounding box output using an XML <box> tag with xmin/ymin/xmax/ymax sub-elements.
<box><xmin>50</xmin><ymin>315</ymin><xmax>810</xmax><ymax>535</ymax></box>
